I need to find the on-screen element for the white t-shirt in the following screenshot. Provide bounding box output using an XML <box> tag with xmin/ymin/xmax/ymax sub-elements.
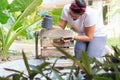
<box><xmin>61</xmin><ymin>4</ymin><xmax>107</xmax><ymax>37</ymax></box>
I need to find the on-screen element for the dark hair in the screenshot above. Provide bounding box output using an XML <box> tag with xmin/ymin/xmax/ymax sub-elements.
<box><xmin>75</xmin><ymin>0</ymin><xmax>86</xmax><ymax>8</ymax></box>
<box><xmin>70</xmin><ymin>0</ymin><xmax>86</xmax><ymax>14</ymax></box>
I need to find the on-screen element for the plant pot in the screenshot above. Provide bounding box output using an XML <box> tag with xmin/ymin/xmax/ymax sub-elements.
<box><xmin>41</xmin><ymin>15</ymin><xmax>53</xmax><ymax>29</ymax></box>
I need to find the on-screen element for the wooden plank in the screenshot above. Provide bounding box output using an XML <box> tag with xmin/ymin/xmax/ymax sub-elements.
<box><xmin>41</xmin><ymin>38</ymin><xmax>74</xmax><ymax>47</ymax></box>
<box><xmin>41</xmin><ymin>48</ymin><xmax>74</xmax><ymax>57</ymax></box>
<box><xmin>40</xmin><ymin>29</ymin><xmax>74</xmax><ymax>38</ymax></box>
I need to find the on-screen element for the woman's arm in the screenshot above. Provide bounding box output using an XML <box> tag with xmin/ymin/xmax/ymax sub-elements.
<box><xmin>58</xmin><ymin>19</ymin><xmax>67</xmax><ymax>29</ymax></box>
<box><xmin>74</xmin><ymin>25</ymin><xmax>95</xmax><ymax>42</ymax></box>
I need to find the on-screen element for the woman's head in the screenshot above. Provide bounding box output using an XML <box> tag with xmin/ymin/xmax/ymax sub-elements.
<box><xmin>70</xmin><ymin>0</ymin><xmax>86</xmax><ymax>14</ymax></box>
<box><xmin>69</xmin><ymin>0</ymin><xmax>86</xmax><ymax>20</ymax></box>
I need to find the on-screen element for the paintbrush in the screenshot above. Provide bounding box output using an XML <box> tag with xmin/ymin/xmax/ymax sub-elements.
<box><xmin>53</xmin><ymin>37</ymin><xmax>73</xmax><ymax>43</ymax></box>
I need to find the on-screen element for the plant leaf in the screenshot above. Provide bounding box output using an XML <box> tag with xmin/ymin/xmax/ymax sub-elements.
<box><xmin>0</xmin><ymin>27</ymin><xmax>4</xmax><ymax>45</ymax></box>
<box><xmin>55</xmin><ymin>45</ymin><xmax>86</xmax><ymax>73</ymax></box>
<box><xmin>6</xmin><ymin>73</ymin><xmax>24</xmax><ymax>80</ymax></box>
<box><xmin>16</xmin><ymin>0</ymin><xmax>42</xmax><ymax>21</ymax></box>
<box><xmin>22</xmin><ymin>51</ymin><xmax>31</xmax><ymax>75</ymax></box>
<box><xmin>29</xmin><ymin>65</ymin><xmax>40</xmax><ymax>72</ymax></box>
<box><xmin>81</xmin><ymin>51</ymin><xmax>92</xmax><ymax>75</ymax></box>
<box><xmin>37</xmin><ymin>10</ymin><xmax>48</xmax><ymax>17</ymax></box>
<box><xmin>9</xmin><ymin>0</ymin><xmax>33</xmax><ymax>12</ymax></box>
<box><xmin>12</xmin><ymin>73</ymin><xmax>23</xmax><ymax>80</ymax></box>
<box><xmin>93</xmin><ymin>77</ymin><xmax>111</xmax><ymax>80</ymax></box>
<box><xmin>4</xmin><ymin>68</ymin><xmax>23</xmax><ymax>74</ymax></box>
<box><xmin>29</xmin><ymin>65</ymin><xmax>44</xmax><ymax>76</ymax></box>
<box><xmin>49</xmin><ymin>8</ymin><xmax>62</xmax><ymax>25</ymax></box>
<box><xmin>0</xmin><ymin>11</ymin><xmax>9</xmax><ymax>24</ymax></box>
<box><xmin>0</xmin><ymin>77</ymin><xmax>9</xmax><ymax>80</ymax></box>
<box><xmin>37</xmin><ymin>62</ymin><xmax>50</xmax><ymax>70</ymax></box>
<box><xmin>26</xmin><ymin>28</ymin><xmax>34</xmax><ymax>39</ymax></box>
<box><xmin>0</xmin><ymin>0</ymin><xmax>9</xmax><ymax>10</ymax></box>
<box><xmin>52</xmin><ymin>68</ymin><xmax>64</xmax><ymax>80</ymax></box>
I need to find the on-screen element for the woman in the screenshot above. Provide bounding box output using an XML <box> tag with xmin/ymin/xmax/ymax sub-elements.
<box><xmin>57</xmin><ymin>0</ymin><xmax>108</xmax><ymax>59</ymax></box>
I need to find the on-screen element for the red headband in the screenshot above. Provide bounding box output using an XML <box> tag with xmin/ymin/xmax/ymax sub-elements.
<box><xmin>70</xmin><ymin>2</ymin><xmax>86</xmax><ymax>13</ymax></box>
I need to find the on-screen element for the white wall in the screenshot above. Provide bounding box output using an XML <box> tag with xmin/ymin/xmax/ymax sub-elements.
<box><xmin>107</xmin><ymin>0</ymin><xmax>120</xmax><ymax>38</ymax></box>
<box><xmin>42</xmin><ymin>0</ymin><xmax>72</xmax><ymax>4</ymax></box>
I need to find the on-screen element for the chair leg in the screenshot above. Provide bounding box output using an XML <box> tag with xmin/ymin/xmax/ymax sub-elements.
<box><xmin>34</xmin><ymin>31</ymin><xmax>39</xmax><ymax>59</ymax></box>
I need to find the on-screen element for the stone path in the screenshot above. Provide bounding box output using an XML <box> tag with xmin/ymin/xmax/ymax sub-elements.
<box><xmin>0</xmin><ymin>59</ymin><xmax>42</xmax><ymax>77</ymax></box>
<box><xmin>10</xmin><ymin>42</ymin><xmax>38</xmax><ymax>54</ymax></box>
<box><xmin>0</xmin><ymin>42</ymin><xmax>73</xmax><ymax>78</ymax></box>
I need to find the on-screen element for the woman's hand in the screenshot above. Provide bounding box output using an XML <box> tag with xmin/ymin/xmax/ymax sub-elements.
<box><xmin>60</xmin><ymin>37</ymin><xmax>74</xmax><ymax>43</ymax></box>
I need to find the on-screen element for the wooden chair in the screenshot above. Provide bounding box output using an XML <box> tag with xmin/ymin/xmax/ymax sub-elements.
<box><xmin>34</xmin><ymin>28</ymin><xmax>74</xmax><ymax>59</ymax></box>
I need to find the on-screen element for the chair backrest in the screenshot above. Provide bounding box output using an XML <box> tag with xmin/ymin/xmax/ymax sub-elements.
<box><xmin>40</xmin><ymin>29</ymin><xmax>74</xmax><ymax>57</ymax></box>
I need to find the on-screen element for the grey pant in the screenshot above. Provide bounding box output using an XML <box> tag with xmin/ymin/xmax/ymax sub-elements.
<box><xmin>74</xmin><ymin>36</ymin><xmax>107</xmax><ymax>59</ymax></box>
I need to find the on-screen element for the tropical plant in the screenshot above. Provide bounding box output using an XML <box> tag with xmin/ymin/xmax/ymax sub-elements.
<box><xmin>55</xmin><ymin>45</ymin><xmax>120</xmax><ymax>80</ymax></box>
<box><xmin>1</xmin><ymin>45</ymin><xmax>120</xmax><ymax>80</ymax></box>
<box><xmin>3</xmin><ymin>51</ymin><xmax>50</xmax><ymax>80</ymax></box>
<box><xmin>100</xmin><ymin>45</ymin><xmax>120</xmax><ymax>80</ymax></box>
<box><xmin>0</xmin><ymin>0</ymin><xmax>43</xmax><ymax>60</ymax></box>
<box><xmin>2</xmin><ymin>51</ymin><xmax>75</xmax><ymax>80</ymax></box>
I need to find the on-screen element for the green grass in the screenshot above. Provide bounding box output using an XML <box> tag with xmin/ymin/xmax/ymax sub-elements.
<box><xmin>107</xmin><ymin>37</ymin><xmax>120</xmax><ymax>46</ymax></box>
<box><xmin>48</xmin><ymin>8</ymin><xmax>62</xmax><ymax>25</ymax></box>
